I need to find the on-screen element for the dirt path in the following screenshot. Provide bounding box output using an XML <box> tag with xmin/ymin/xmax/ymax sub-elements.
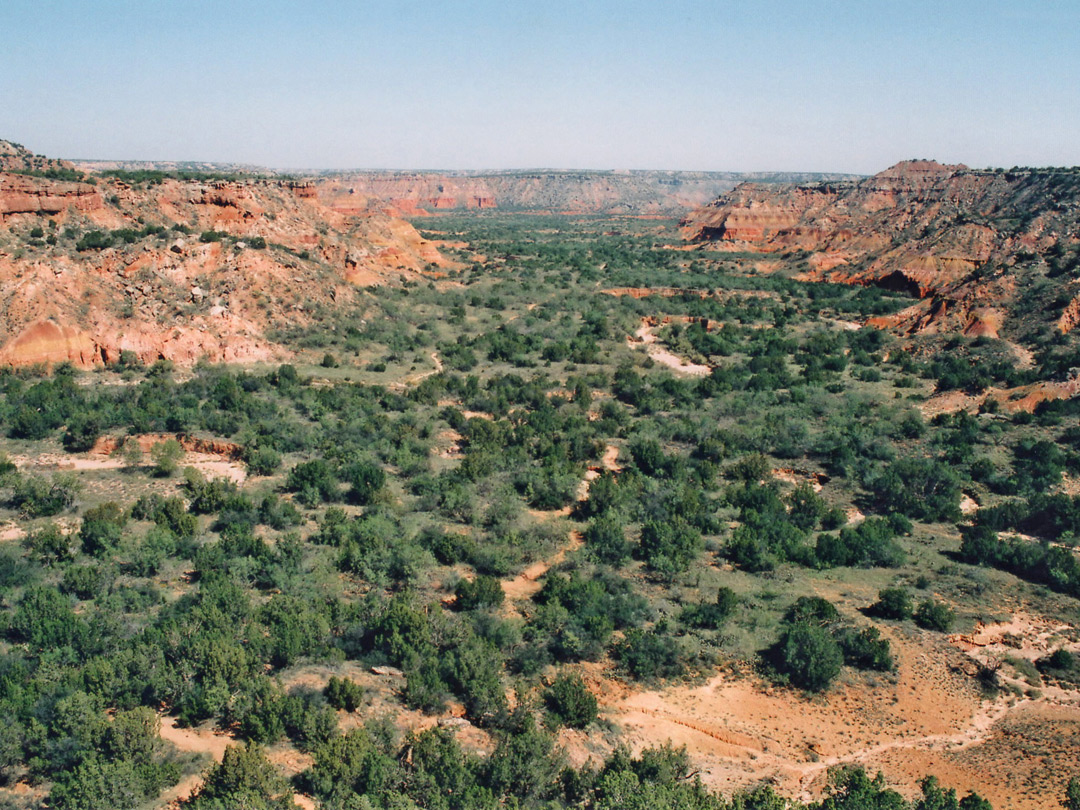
<box><xmin>615</xmin><ymin>668</ymin><xmax>1042</xmax><ymax>802</ymax></box>
<box><xmin>502</xmin><ymin>530</ymin><xmax>583</xmax><ymax>601</ymax></box>
<box><xmin>157</xmin><ymin>716</ymin><xmax>233</xmax><ymax>806</ymax></box>
<box><xmin>785</xmin><ymin>697</ymin><xmax>1019</xmax><ymax>799</ymax></box>
<box><xmin>629</xmin><ymin>322</ymin><xmax>712</xmax><ymax>376</ymax></box>
<box><xmin>611</xmin><ymin>607</ymin><xmax>1080</xmax><ymax>807</ymax></box>
<box><xmin>392</xmin><ymin>351</ymin><xmax>443</xmax><ymax>389</ymax></box>
<box><xmin>503</xmin><ymin>445</ymin><xmax>624</xmax><ymax>602</ymax></box>
<box><xmin>600</xmin><ymin>444</ymin><xmax>621</xmax><ymax>472</ymax></box>
<box><xmin>157</xmin><ymin>716</ymin><xmax>315</xmax><ymax>808</ymax></box>
<box><xmin>1005</xmin><ymin>339</ymin><xmax>1036</xmax><ymax>370</ymax></box>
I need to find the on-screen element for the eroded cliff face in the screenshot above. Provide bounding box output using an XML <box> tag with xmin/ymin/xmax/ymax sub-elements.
<box><xmin>682</xmin><ymin>161</ymin><xmax>1080</xmax><ymax>341</ymax></box>
<box><xmin>316</xmin><ymin>170</ymin><xmax>861</xmax><ymax>217</ymax></box>
<box><xmin>0</xmin><ymin>142</ymin><xmax>452</xmax><ymax>368</ymax></box>
<box><xmin>0</xmin><ymin>174</ymin><xmax>103</xmax><ymax>216</ymax></box>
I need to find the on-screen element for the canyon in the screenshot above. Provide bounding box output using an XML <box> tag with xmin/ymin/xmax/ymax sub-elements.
<box><xmin>682</xmin><ymin>160</ymin><xmax>1080</xmax><ymax>344</ymax></box>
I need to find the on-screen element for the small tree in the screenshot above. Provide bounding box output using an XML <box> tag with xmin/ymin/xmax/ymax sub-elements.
<box><xmin>455</xmin><ymin>575</ymin><xmax>505</xmax><ymax>610</ymax></box>
<box><xmin>325</xmin><ymin>676</ymin><xmax>364</xmax><ymax>712</ymax></box>
<box><xmin>1064</xmin><ymin>776</ymin><xmax>1080</xmax><ymax>810</ymax></box>
<box><xmin>638</xmin><ymin>517</ymin><xmax>702</xmax><ymax>576</ymax></box>
<box><xmin>118</xmin><ymin>438</ymin><xmax>144</xmax><ymax>471</ymax></box>
<box><xmin>25</xmin><ymin>522</ymin><xmax>74</xmax><ymax>564</ymax></box>
<box><xmin>914</xmin><ymin>599</ymin><xmax>955</xmax><ymax>632</ymax></box>
<box><xmin>345</xmin><ymin>460</ymin><xmax>385</xmax><ymax>505</ymax></box>
<box><xmin>870</xmin><ymin>457</ymin><xmax>962</xmax><ymax>523</ymax></box>
<box><xmin>191</xmin><ymin>743</ymin><xmax>293</xmax><ymax>809</ymax></box>
<box><xmin>80</xmin><ymin>501</ymin><xmax>128</xmax><ymax>557</ymax></box>
<box><xmin>681</xmin><ymin>587</ymin><xmax>739</xmax><ymax>629</ymax></box>
<box><xmin>785</xmin><ymin>596</ymin><xmax>840</xmax><ymax>626</ymax></box>
<box><xmin>544</xmin><ymin>672</ymin><xmax>597</xmax><ymax>729</ymax></box>
<box><xmin>150</xmin><ymin>439</ymin><xmax>184</xmax><ymax>477</ymax></box>
<box><xmin>584</xmin><ymin>514</ymin><xmax>630</xmax><ymax>565</ymax></box>
<box><xmin>871</xmin><ymin>587</ymin><xmax>913</xmax><ymax>620</ymax></box>
<box><xmin>775</xmin><ymin>623</ymin><xmax>843</xmax><ymax>692</ymax></box>
<box><xmin>62</xmin><ymin>414</ymin><xmax>102</xmax><ymax>453</ymax></box>
<box><xmin>10</xmin><ymin>472</ymin><xmax>81</xmax><ymax>517</ymax></box>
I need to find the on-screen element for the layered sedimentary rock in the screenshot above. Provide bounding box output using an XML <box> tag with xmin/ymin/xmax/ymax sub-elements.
<box><xmin>316</xmin><ymin>170</ymin><xmax>860</xmax><ymax>217</ymax></box>
<box><xmin>0</xmin><ymin>140</ymin><xmax>452</xmax><ymax>368</ymax></box>
<box><xmin>0</xmin><ymin>174</ymin><xmax>102</xmax><ymax>216</ymax></box>
<box><xmin>683</xmin><ymin>161</ymin><xmax>1080</xmax><ymax>341</ymax></box>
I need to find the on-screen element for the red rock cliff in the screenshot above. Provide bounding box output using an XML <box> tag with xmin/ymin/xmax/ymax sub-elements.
<box><xmin>682</xmin><ymin>161</ymin><xmax>1080</xmax><ymax>342</ymax></box>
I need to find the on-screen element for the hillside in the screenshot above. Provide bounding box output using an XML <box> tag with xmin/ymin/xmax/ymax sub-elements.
<box><xmin>682</xmin><ymin>160</ymin><xmax>1080</xmax><ymax>348</ymax></box>
<box><xmin>316</xmin><ymin>169</ymin><xmax>861</xmax><ymax>216</ymax></box>
<box><xmin>0</xmin><ymin>141</ymin><xmax>450</xmax><ymax>368</ymax></box>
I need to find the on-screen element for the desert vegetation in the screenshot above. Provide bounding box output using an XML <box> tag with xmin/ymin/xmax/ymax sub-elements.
<box><xmin>0</xmin><ymin>206</ymin><xmax>1078</xmax><ymax>810</ymax></box>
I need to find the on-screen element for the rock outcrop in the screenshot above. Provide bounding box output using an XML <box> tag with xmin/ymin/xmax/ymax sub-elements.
<box><xmin>0</xmin><ymin>174</ymin><xmax>102</xmax><ymax>216</ymax></box>
<box><xmin>682</xmin><ymin>161</ymin><xmax>1080</xmax><ymax>342</ymax></box>
<box><xmin>0</xmin><ymin>140</ymin><xmax>453</xmax><ymax>369</ymax></box>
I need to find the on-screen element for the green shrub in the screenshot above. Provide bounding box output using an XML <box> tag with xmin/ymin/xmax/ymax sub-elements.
<box><xmin>914</xmin><ymin>599</ymin><xmax>955</xmax><ymax>632</ymax></box>
<box><xmin>62</xmin><ymin>413</ymin><xmax>102</xmax><ymax>452</ymax></box>
<box><xmin>638</xmin><ymin>516</ymin><xmax>702</xmax><ymax>576</ymax></box>
<box><xmin>25</xmin><ymin>522</ymin><xmax>74</xmax><ymax>564</ymax></box>
<box><xmin>345</xmin><ymin>460</ymin><xmax>386</xmax><ymax>505</ymax></box>
<box><xmin>583</xmin><ymin>514</ymin><xmax>630</xmax><ymax>565</ymax></box>
<box><xmin>680</xmin><ymin>587</ymin><xmax>738</xmax><ymax>629</ymax></box>
<box><xmin>784</xmin><ymin>596</ymin><xmax>839</xmax><ymax>626</ymax></box>
<box><xmin>150</xmin><ymin>439</ymin><xmax>184</xmax><ymax>477</ymax></box>
<box><xmin>285</xmin><ymin>459</ymin><xmax>339</xmax><ymax>506</ymax></box>
<box><xmin>544</xmin><ymin>672</ymin><xmax>597</xmax><ymax>728</ymax></box>
<box><xmin>244</xmin><ymin>445</ymin><xmax>282</xmax><ymax>476</ymax></box>
<box><xmin>79</xmin><ymin>501</ymin><xmax>128</xmax><ymax>556</ymax></box>
<box><xmin>325</xmin><ymin>676</ymin><xmax>365</xmax><ymax>712</ymax></box>
<box><xmin>870</xmin><ymin>587</ymin><xmax>913</xmax><ymax>620</ymax></box>
<box><xmin>9</xmin><ymin>472</ymin><xmax>81</xmax><ymax>517</ymax></box>
<box><xmin>774</xmin><ymin>622</ymin><xmax>843</xmax><ymax>692</ymax></box>
<box><xmin>615</xmin><ymin>628</ymin><xmax>684</xmax><ymax>680</ymax></box>
<box><xmin>191</xmin><ymin>742</ymin><xmax>293</xmax><ymax>809</ymax></box>
<box><xmin>60</xmin><ymin>563</ymin><xmax>112</xmax><ymax>600</ymax></box>
<box><xmin>455</xmin><ymin>575</ymin><xmax>505</xmax><ymax>610</ymax></box>
<box><xmin>836</xmin><ymin>626</ymin><xmax>893</xmax><ymax>671</ymax></box>
<box><xmin>870</xmin><ymin>457</ymin><xmax>962</xmax><ymax>522</ymax></box>
<box><xmin>10</xmin><ymin>585</ymin><xmax>78</xmax><ymax>647</ymax></box>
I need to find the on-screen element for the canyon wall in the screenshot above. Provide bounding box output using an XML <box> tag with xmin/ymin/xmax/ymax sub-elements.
<box><xmin>0</xmin><ymin>141</ymin><xmax>451</xmax><ymax>368</ymax></box>
<box><xmin>317</xmin><ymin>170</ymin><xmax>862</xmax><ymax>217</ymax></box>
<box><xmin>682</xmin><ymin>160</ymin><xmax>1080</xmax><ymax>342</ymax></box>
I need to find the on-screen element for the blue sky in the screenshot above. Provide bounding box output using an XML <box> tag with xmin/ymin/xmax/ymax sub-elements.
<box><xmin>2</xmin><ymin>0</ymin><xmax>1078</xmax><ymax>172</ymax></box>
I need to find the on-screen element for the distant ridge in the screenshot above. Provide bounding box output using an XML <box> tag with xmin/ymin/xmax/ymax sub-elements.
<box><xmin>314</xmin><ymin>169</ymin><xmax>862</xmax><ymax>216</ymax></box>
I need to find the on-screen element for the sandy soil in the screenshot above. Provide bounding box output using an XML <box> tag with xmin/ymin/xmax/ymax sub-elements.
<box><xmin>502</xmin><ymin>530</ymin><xmax>583</xmax><ymax>602</ymax></box>
<box><xmin>590</xmin><ymin>610</ymin><xmax>1080</xmax><ymax>809</ymax></box>
<box><xmin>157</xmin><ymin>715</ymin><xmax>234</xmax><ymax>806</ymax></box>
<box><xmin>599</xmin><ymin>444</ymin><xmax>622</xmax><ymax>473</ymax></box>
<box><xmin>392</xmin><ymin>351</ymin><xmax>443</xmax><ymax>389</ymax></box>
<box><xmin>1005</xmin><ymin>340</ymin><xmax>1036</xmax><ymax>370</ymax></box>
<box><xmin>772</xmin><ymin>467</ymin><xmax>827</xmax><ymax>493</ymax></box>
<box><xmin>629</xmin><ymin>322</ymin><xmax>712</xmax><ymax>376</ymax></box>
<box><xmin>0</xmin><ymin>522</ymin><xmax>24</xmax><ymax>541</ymax></box>
<box><xmin>13</xmin><ymin>447</ymin><xmax>248</xmax><ymax>485</ymax></box>
<box><xmin>921</xmin><ymin>375</ymin><xmax>1080</xmax><ymax>417</ymax></box>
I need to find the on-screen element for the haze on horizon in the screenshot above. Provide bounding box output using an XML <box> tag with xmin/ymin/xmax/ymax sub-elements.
<box><xmin>3</xmin><ymin>0</ymin><xmax>1078</xmax><ymax>175</ymax></box>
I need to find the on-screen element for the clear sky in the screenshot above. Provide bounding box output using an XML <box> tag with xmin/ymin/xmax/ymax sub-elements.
<box><xmin>2</xmin><ymin>0</ymin><xmax>1078</xmax><ymax>173</ymax></box>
